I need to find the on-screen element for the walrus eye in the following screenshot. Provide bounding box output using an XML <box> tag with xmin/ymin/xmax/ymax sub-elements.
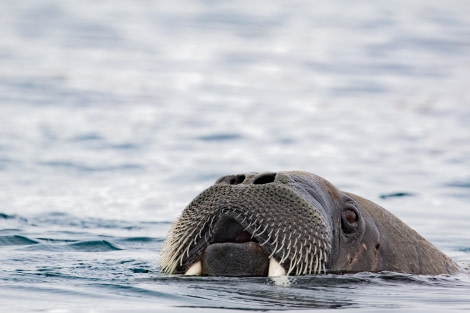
<box><xmin>341</xmin><ymin>208</ymin><xmax>359</xmax><ymax>234</ymax></box>
<box><xmin>345</xmin><ymin>210</ymin><xmax>357</xmax><ymax>224</ymax></box>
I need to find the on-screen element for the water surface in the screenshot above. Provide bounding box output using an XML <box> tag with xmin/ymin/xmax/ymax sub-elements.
<box><xmin>0</xmin><ymin>0</ymin><xmax>469</xmax><ymax>312</ymax></box>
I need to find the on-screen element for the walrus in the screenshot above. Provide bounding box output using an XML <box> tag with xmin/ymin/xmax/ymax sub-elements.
<box><xmin>160</xmin><ymin>171</ymin><xmax>461</xmax><ymax>276</ymax></box>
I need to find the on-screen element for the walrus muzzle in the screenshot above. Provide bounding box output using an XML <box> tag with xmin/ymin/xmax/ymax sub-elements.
<box><xmin>160</xmin><ymin>172</ymin><xmax>332</xmax><ymax>276</ymax></box>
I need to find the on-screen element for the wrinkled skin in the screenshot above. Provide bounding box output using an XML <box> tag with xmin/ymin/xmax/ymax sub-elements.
<box><xmin>160</xmin><ymin>171</ymin><xmax>461</xmax><ymax>276</ymax></box>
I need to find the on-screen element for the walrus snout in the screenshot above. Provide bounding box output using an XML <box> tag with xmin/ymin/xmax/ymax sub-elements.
<box><xmin>159</xmin><ymin>172</ymin><xmax>331</xmax><ymax>276</ymax></box>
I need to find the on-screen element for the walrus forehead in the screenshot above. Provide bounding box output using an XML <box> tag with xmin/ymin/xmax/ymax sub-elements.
<box><xmin>160</xmin><ymin>182</ymin><xmax>332</xmax><ymax>275</ymax></box>
<box><xmin>277</xmin><ymin>171</ymin><xmax>340</xmax><ymax>214</ymax></box>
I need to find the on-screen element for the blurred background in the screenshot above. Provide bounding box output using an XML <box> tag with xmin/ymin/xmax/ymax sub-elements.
<box><xmin>1</xmin><ymin>1</ymin><xmax>470</xmax><ymax>311</ymax></box>
<box><xmin>0</xmin><ymin>0</ymin><xmax>469</xmax><ymax>234</ymax></box>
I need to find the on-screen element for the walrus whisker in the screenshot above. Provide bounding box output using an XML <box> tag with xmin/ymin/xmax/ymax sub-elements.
<box><xmin>287</xmin><ymin>259</ymin><xmax>296</xmax><ymax>275</ymax></box>
<box><xmin>315</xmin><ymin>253</ymin><xmax>322</xmax><ymax>274</ymax></box>
<box><xmin>190</xmin><ymin>236</ymin><xmax>198</xmax><ymax>249</ymax></box>
<box><xmin>314</xmin><ymin>255</ymin><xmax>320</xmax><ymax>274</ymax></box>
<box><xmin>284</xmin><ymin>241</ymin><xmax>292</xmax><ymax>267</ymax></box>
<box><xmin>268</xmin><ymin>238</ymin><xmax>279</xmax><ymax>259</ymax></box>
<box><xmin>302</xmin><ymin>253</ymin><xmax>308</xmax><ymax>275</ymax></box>
<box><xmin>184</xmin><ymin>244</ymin><xmax>191</xmax><ymax>259</ymax></box>
<box><xmin>299</xmin><ymin>244</ymin><xmax>305</xmax><ymax>270</ymax></box>
<box><xmin>277</xmin><ymin>242</ymin><xmax>285</xmax><ymax>259</ymax></box>
<box><xmin>252</xmin><ymin>221</ymin><xmax>264</xmax><ymax>235</ymax></box>
<box><xmin>280</xmin><ymin>235</ymin><xmax>287</xmax><ymax>251</ymax></box>
<box><xmin>280</xmin><ymin>249</ymin><xmax>289</xmax><ymax>264</ymax></box>
<box><xmin>292</xmin><ymin>244</ymin><xmax>299</xmax><ymax>273</ymax></box>
<box><xmin>303</xmin><ymin>246</ymin><xmax>315</xmax><ymax>274</ymax></box>
<box><xmin>279</xmin><ymin>252</ymin><xmax>286</xmax><ymax>265</ymax></box>
<box><xmin>243</xmin><ymin>222</ymin><xmax>252</xmax><ymax>233</ymax></box>
<box><xmin>254</xmin><ymin>224</ymin><xmax>268</xmax><ymax>238</ymax></box>
<box><xmin>308</xmin><ymin>253</ymin><xmax>314</xmax><ymax>274</ymax></box>
<box><xmin>259</xmin><ymin>234</ymin><xmax>271</xmax><ymax>247</ymax></box>
<box><xmin>319</xmin><ymin>250</ymin><xmax>323</xmax><ymax>269</ymax></box>
<box><xmin>208</xmin><ymin>215</ymin><xmax>217</xmax><ymax>231</ymax></box>
<box><xmin>297</xmin><ymin>260</ymin><xmax>303</xmax><ymax>275</ymax></box>
<box><xmin>266</xmin><ymin>228</ymin><xmax>274</xmax><ymax>239</ymax></box>
<box><xmin>306</xmin><ymin>242</ymin><xmax>311</xmax><ymax>255</ymax></box>
<box><xmin>302</xmin><ymin>259</ymin><xmax>308</xmax><ymax>275</ymax></box>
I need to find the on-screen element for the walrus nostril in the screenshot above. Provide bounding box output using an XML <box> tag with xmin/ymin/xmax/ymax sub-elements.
<box><xmin>253</xmin><ymin>173</ymin><xmax>277</xmax><ymax>185</ymax></box>
<box><xmin>229</xmin><ymin>174</ymin><xmax>245</xmax><ymax>185</ymax></box>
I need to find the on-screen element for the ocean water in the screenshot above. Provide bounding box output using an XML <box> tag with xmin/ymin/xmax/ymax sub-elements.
<box><xmin>1</xmin><ymin>0</ymin><xmax>470</xmax><ymax>312</ymax></box>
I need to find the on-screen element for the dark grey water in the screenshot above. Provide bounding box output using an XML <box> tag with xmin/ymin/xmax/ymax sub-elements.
<box><xmin>1</xmin><ymin>0</ymin><xmax>470</xmax><ymax>312</ymax></box>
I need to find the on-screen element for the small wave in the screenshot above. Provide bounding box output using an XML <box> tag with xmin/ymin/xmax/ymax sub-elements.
<box><xmin>0</xmin><ymin>213</ymin><xmax>16</xmax><ymax>219</ymax></box>
<box><xmin>0</xmin><ymin>235</ymin><xmax>39</xmax><ymax>246</ymax></box>
<box><xmin>37</xmin><ymin>160</ymin><xmax>143</xmax><ymax>172</ymax></box>
<box><xmin>67</xmin><ymin>240</ymin><xmax>122</xmax><ymax>252</ymax></box>
<box><xmin>70</xmin><ymin>133</ymin><xmax>103</xmax><ymax>142</ymax></box>
<box><xmin>379</xmin><ymin>192</ymin><xmax>415</xmax><ymax>199</ymax></box>
<box><xmin>118</xmin><ymin>237</ymin><xmax>160</xmax><ymax>243</ymax></box>
<box><xmin>0</xmin><ymin>212</ymin><xmax>28</xmax><ymax>223</ymax></box>
<box><xmin>198</xmin><ymin>133</ymin><xmax>242</xmax><ymax>141</ymax></box>
<box><xmin>18</xmin><ymin>240</ymin><xmax>122</xmax><ymax>252</ymax></box>
<box><xmin>446</xmin><ymin>180</ymin><xmax>470</xmax><ymax>189</ymax></box>
<box><xmin>30</xmin><ymin>212</ymin><xmax>153</xmax><ymax>230</ymax></box>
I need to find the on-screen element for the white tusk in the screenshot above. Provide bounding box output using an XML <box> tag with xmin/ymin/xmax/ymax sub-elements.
<box><xmin>268</xmin><ymin>257</ymin><xmax>287</xmax><ymax>277</ymax></box>
<box><xmin>184</xmin><ymin>261</ymin><xmax>202</xmax><ymax>276</ymax></box>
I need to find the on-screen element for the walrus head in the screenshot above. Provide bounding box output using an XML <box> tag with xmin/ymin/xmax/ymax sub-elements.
<box><xmin>160</xmin><ymin>171</ymin><xmax>352</xmax><ymax>276</ymax></box>
<box><xmin>160</xmin><ymin>171</ymin><xmax>460</xmax><ymax>276</ymax></box>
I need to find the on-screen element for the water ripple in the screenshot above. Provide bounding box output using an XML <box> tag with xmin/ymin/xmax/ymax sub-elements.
<box><xmin>37</xmin><ymin>161</ymin><xmax>143</xmax><ymax>172</ymax></box>
<box><xmin>0</xmin><ymin>235</ymin><xmax>38</xmax><ymax>246</ymax></box>
<box><xmin>67</xmin><ymin>240</ymin><xmax>122</xmax><ymax>252</ymax></box>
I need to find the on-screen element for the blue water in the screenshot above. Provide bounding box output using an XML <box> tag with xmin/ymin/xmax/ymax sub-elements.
<box><xmin>1</xmin><ymin>0</ymin><xmax>470</xmax><ymax>312</ymax></box>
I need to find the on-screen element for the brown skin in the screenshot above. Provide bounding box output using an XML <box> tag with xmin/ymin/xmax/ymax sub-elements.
<box><xmin>297</xmin><ymin>172</ymin><xmax>460</xmax><ymax>275</ymax></box>
<box><xmin>340</xmin><ymin>193</ymin><xmax>459</xmax><ymax>274</ymax></box>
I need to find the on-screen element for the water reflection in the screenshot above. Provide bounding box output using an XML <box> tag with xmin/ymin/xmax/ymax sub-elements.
<box><xmin>149</xmin><ymin>272</ymin><xmax>470</xmax><ymax>310</ymax></box>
